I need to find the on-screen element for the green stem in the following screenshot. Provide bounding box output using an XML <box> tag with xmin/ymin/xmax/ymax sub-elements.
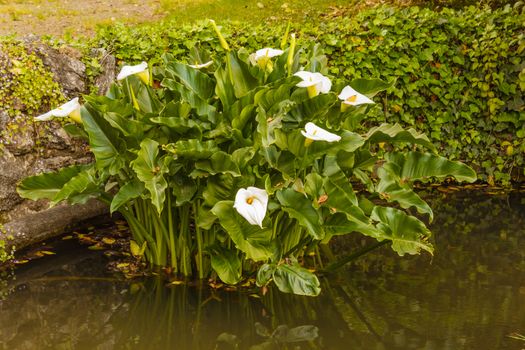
<box><xmin>167</xmin><ymin>193</ymin><xmax>178</xmax><ymax>272</ymax></box>
<box><xmin>120</xmin><ymin>207</ymin><xmax>158</xmax><ymax>263</ymax></box>
<box><xmin>193</xmin><ymin>202</ymin><xmax>204</xmax><ymax>279</ymax></box>
<box><xmin>322</xmin><ymin>240</ymin><xmax>390</xmax><ymax>273</ymax></box>
<box><xmin>179</xmin><ymin>205</ymin><xmax>192</xmax><ymax>277</ymax></box>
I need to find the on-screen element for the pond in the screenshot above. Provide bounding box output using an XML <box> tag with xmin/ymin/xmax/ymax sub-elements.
<box><xmin>0</xmin><ymin>191</ymin><xmax>524</xmax><ymax>349</ymax></box>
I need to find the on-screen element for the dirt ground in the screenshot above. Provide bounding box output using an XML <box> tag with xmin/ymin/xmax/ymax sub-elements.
<box><xmin>0</xmin><ymin>0</ymin><xmax>164</xmax><ymax>37</ymax></box>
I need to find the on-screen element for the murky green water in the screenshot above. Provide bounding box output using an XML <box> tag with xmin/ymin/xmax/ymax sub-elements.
<box><xmin>1</xmin><ymin>192</ymin><xmax>524</xmax><ymax>349</ymax></box>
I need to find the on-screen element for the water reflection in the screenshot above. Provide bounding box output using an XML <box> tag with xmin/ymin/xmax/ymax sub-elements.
<box><xmin>0</xmin><ymin>192</ymin><xmax>524</xmax><ymax>350</ymax></box>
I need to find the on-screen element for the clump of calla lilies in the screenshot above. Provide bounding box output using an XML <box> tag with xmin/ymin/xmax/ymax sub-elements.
<box><xmin>21</xmin><ymin>21</ymin><xmax>476</xmax><ymax>296</ymax></box>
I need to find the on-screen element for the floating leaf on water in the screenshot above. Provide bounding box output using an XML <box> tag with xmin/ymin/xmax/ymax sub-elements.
<box><xmin>170</xmin><ymin>280</ymin><xmax>184</xmax><ymax>285</ymax></box>
<box><xmin>130</xmin><ymin>240</ymin><xmax>147</xmax><ymax>257</ymax></box>
<box><xmin>40</xmin><ymin>251</ymin><xmax>55</xmax><ymax>255</ymax></box>
<box><xmin>14</xmin><ymin>260</ymin><xmax>29</xmax><ymax>264</ymax></box>
<box><xmin>249</xmin><ymin>293</ymin><xmax>261</xmax><ymax>298</ymax></box>
<box><xmin>102</xmin><ymin>237</ymin><xmax>116</xmax><ymax>245</ymax></box>
<box><xmin>61</xmin><ymin>235</ymin><xmax>73</xmax><ymax>240</ymax></box>
<box><xmin>88</xmin><ymin>244</ymin><xmax>105</xmax><ymax>251</ymax></box>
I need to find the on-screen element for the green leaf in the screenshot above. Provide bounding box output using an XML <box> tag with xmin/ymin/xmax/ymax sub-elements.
<box><xmin>164</xmin><ymin>59</ymin><xmax>215</xmax><ymax>100</ymax></box>
<box><xmin>214</xmin><ymin>64</ymin><xmax>236</xmax><ymax>109</ymax></box>
<box><xmin>385</xmin><ymin>152</ymin><xmax>477</xmax><ymax>182</ymax></box>
<box><xmin>63</xmin><ymin>123</ymin><xmax>88</xmax><ymax>139</ymax></box>
<box><xmin>322</xmin><ymin>157</ymin><xmax>358</xmax><ymax>210</ymax></box>
<box><xmin>81</xmin><ymin>105</ymin><xmax>127</xmax><ymax>175</ymax></box>
<box><xmin>227</xmin><ymin>51</ymin><xmax>258</xmax><ymax>98</ymax></box>
<box><xmin>131</xmin><ymin>139</ymin><xmax>168</xmax><ymax>214</ymax></box>
<box><xmin>170</xmin><ymin>175</ymin><xmax>197</xmax><ymax>206</ymax></box>
<box><xmin>323</xmin><ymin>213</ymin><xmax>377</xmax><ymax>238</ymax></box>
<box><xmin>273</xmin><ymin>263</ymin><xmax>321</xmax><ymax>296</ymax></box>
<box><xmin>162</xmin><ymin>78</ymin><xmax>216</xmax><ymax>118</ymax></box>
<box><xmin>193</xmin><ymin>151</ymin><xmax>241</xmax><ymax>177</ymax></box>
<box><xmin>304</xmin><ymin>173</ymin><xmax>324</xmax><ymax>202</ymax></box>
<box><xmin>256</xmin><ymin>263</ymin><xmax>276</xmax><ymax>287</ymax></box>
<box><xmin>165</xmin><ymin>139</ymin><xmax>220</xmax><ymax>160</ymax></box>
<box><xmin>376</xmin><ymin>166</ymin><xmax>433</xmax><ymax>220</ymax></box>
<box><xmin>211</xmin><ymin>201</ymin><xmax>275</xmax><ymax>261</ymax></box>
<box><xmin>17</xmin><ymin>164</ymin><xmax>89</xmax><ymax>201</ymax></box>
<box><xmin>52</xmin><ymin>167</ymin><xmax>102</xmax><ymax>205</ymax></box>
<box><xmin>364</xmin><ymin>123</ymin><xmax>436</xmax><ymax>152</ymax></box>
<box><xmin>349</xmin><ymin>78</ymin><xmax>395</xmax><ymax>97</ymax></box>
<box><xmin>110</xmin><ymin>179</ymin><xmax>145</xmax><ymax>213</ymax></box>
<box><xmin>209</xmin><ymin>245</ymin><xmax>242</xmax><ymax>285</ymax></box>
<box><xmin>276</xmin><ymin>188</ymin><xmax>324</xmax><ymax>239</ymax></box>
<box><xmin>370</xmin><ymin>206</ymin><xmax>433</xmax><ymax>256</ymax></box>
<box><xmin>274</xmin><ymin>129</ymin><xmax>364</xmax><ymax>166</ymax></box>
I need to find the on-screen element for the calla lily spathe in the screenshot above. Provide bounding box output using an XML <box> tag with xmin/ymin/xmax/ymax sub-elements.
<box><xmin>301</xmin><ymin>122</ymin><xmax>341</xmax><ymax>142</ymax></box>
<box><xmin>117</xmin><ymin>61</ymin><xmax>150</xmax><ymax>84</ymax></box>
<box><xmin>294</xmin><ymin>71</ymin><xmax>332</xmax><ymax>97</ymax></box>
<box><xmin>189</xmin><ymin>61</ymin><xmax>213</xmax><ymax>69</ymax></box>
<box><xmin>338</xmin><ymin>85</ymin><xmax>374</xmax><ymax>106</ymax></box>
<box><xmin>234</xmin><ymin>187</ymin><xmax>268</xmax><ymax>228</ymax></box>
<box><xmin>250</xmin><ymin>48</ymin><xmax>284</xmax><ymax>68</ymax></box>
<box><xmin>34</xmin><ymin>97</ymin><xmax>82</xmax><ymax>124</ymax></box>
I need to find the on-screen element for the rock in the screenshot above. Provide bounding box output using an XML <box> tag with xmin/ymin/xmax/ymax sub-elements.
<box><xmin>23</xmin><ymin>35</ymin><xmax>87</xmax><ymax>96</ymax></box>
<box><xmin>1</xmin><ymin>199</ymin><xmax>109</xmax><ymax>251</ymax></box>
<box><xmin>0</xmin><ymin>38</ymin><xmax>117</xmax><ymax>249</ymax></box>
<box><xmin>0</xmin><ymin>149</ymin><xmax>26</xmax><ymax>214</ymax></box>
<box><xmin>91</xmin><ymin>48</ymin><xmax>117</xmax><ymax>95</ymax></box>
<box><xmin>3</xmin><ymin>122</ymin><xmax>34</xmax><ymax>155</ymax></box>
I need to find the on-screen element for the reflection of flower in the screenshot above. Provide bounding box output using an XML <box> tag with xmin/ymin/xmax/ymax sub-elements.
<box><xmin>189</xmin><ymin>61</ymin><xmax>213</xmax><ymax>69</ymax></box>
<box><xmin>34</xmin><ymin>98</ymin><xmax>82</xmax><ymax>124</ymax></box>
<box><xmin>338</xmin><ymin>86</ymin><xmax>374</xmax><ymax>107</ymax></box>
<box><xmin>301</xmin><ymin>122</ymin><xmax>341</xmax><ymax>143</ymax></box>
<box><xmin>250</xmin><ymin>48</ymin><xmax>284</xmax><ymax>69</ymax></box>
<box><xmin>294</xmin><ymin>71</ymin><xmax>331</xmax><ymax>98</ymax></box>
<box><xmin>117</xmin><ymin>61</ymin><xmax>149</xmax><ymax>84</ymax></box>
<box><xmin>234</xmin><ymin>187</ymin><xmax>268</xmax><ymax>228</ymax></box>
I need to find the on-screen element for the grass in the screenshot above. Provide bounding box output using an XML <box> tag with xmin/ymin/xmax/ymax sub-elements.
<box><xmin>156</xmin><ymin>0</ymin><xmax>354</xmax><ymax>23</ymax></box>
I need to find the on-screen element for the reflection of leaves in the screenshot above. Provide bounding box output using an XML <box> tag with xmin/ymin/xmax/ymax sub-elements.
<box><xmin>250</xmin><ymin>322</ymin><xmax>319</xmax><ymax>349</ymax></box>
<box><xmin>216</xmin><ymin>332</ymin><xmax>240</xmax><ymax>348</ymax></box>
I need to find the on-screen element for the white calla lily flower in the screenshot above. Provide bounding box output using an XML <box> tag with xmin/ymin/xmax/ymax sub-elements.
<box><xmin>338</xmin><ymin>85</ymin><xmax>374</xmax><ymax>107</ymax></box>
<box><xmin>250</xmin><ymin>48</ymin><xmax>283</xmax><ymax>70</ymax></box>
<box><xmin>254</xmin><ymin>48</ymin><xmax>284</xmax><ymax>60</ymax></box>
<box><xmin>188</xmin><ymin>61</ymin><xmax>213</xmax><ymax>69</ymax></box>
<box><xmin>294</xmin><ymin>71</ymin><xmax>332</xmax><ymax>97</ymax></box>
<box><xmin>234</xmin><ymin>187</ymin><xmax>268</xmax><ymax>228</ymax></box>
<box><xmin>34</xmin><ymin>97</ymin><xmax>82</xmax><ymax>124</ymax></box>
<box><xmin>301</xmin><ymin>122</ymin><xmax>341</xmax><ymax>144</ymax></box>
<box><xmin>117</xmin><ymin>61</ymin><xmax>150</xmax><ymax>84</ymax></box>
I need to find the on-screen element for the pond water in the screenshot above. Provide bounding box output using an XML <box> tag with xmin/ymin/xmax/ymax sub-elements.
<box><xmin>0</xmin><ymin>191</ymin><xmax>524</xmax><ymax>350</ymax></box>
